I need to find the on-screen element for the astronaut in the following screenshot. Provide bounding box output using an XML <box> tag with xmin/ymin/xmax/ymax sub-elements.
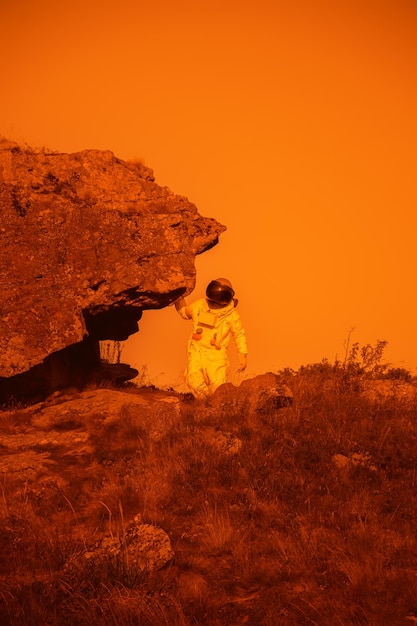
<box><xmin>175</xmin><ymin>278</ymin><xmax>248</xmax><ymax>397</ymax></box>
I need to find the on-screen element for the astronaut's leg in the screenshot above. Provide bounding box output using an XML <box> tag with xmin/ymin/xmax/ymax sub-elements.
<box><xmin>185</xmin><ymin>343</ymin><xmax>211</xmax><ymax>397</ymax></box>
<box><xmin>204</xmin><ymin>348</ymin><xmax>229</xmax><ymax>394</ymax></box>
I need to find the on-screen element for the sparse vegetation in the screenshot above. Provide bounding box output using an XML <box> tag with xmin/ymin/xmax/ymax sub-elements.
<box><xmin>1</xmin><ymin>343</ymin><xmax>417</xmax><ymax>625</ymax></box>
<box><xmin>99</xmin><ymin>340</ymin><xmax>124</xmax><ymax>364</ymax></box>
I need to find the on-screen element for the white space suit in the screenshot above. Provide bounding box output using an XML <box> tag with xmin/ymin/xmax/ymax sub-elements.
<box><xmin>176</xmin><ymin>279</ymin><xmax>248</xmax><ymax>397</ymax></box>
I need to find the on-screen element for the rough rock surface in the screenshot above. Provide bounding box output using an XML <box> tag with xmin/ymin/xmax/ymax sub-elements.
<box><xmin>0</xmin><ymin>375</ymin><xmax>292</xmax><ymax>494</ymax></box>
<box><xmin>205</xmin><ymin>372</ymin><xmax>294</xmax><ymax>419</ymax></box>
<box><xmin>0</xmin><ymin>388</ymin><xmax>181</xmax><ymax>480</ymax></box>
<box><xmin>0</xmin><ymin>379</ymin><xmax>292</xmax><ymax>589</ymax></box>
<box><xmin>0</xmin><ymin>139</ymin><xmax>225</xmax><ymax>398</ymax></box>
<box><xmin>0</xmin><ymin>386</ymin><xmax>180</xmax><ymax>575</ymax></box>
<box><xmin>83</xmin><ymin>519</ymin><xmax>174</xmax><ymax>575</ymax></box>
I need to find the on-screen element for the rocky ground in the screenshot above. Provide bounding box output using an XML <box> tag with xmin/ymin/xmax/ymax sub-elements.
<box><xmin>0</xmin><ymin>374</ymin><xmax>292</xmax><ymax>575</ymax></box>
<box><xmin>2</xmin><ymin>372</ymin><xmax>417</xmax><ymax>626</ymax></box>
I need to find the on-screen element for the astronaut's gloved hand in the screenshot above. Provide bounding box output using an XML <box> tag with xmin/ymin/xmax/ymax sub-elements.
<box><xmin>175</xmin><ymin>296</ymin><xmax>187</xmax><ymax>311</ymax></box>
<box><xmin>237</xmin><ymin>353</ymin><xmax>248</xmax><ymax>372</ymax></box>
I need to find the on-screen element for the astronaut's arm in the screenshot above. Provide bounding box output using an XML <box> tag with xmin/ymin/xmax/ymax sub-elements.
<box><xmin>237</xmin><ymin>352</ymin><xmax>248</xmax><ymax>372</ymax></box>
<box><xmin>175</xmin><ymin>297</ymin><xmax>192</xmax><ymax>319</ymax></box>
<box><xmin>175</xmin><ymin>296</ymin><xmax>187</xmax><ymax>311</ymax></box>
<box><xmin>232</xmin><ymin>314</ymin><xmax>248</xmax><ymax>370</ymax></box>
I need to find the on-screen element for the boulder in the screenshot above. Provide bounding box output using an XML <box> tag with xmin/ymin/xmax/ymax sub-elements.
<box><xmin>0</xmin><ymin>139</ymin><xmax>225</xmax><ymax>400</ymax></box>
<box><xmin>208</xmin><ymin>373</ymin><xmax>294</xmax><ymax>417</ymax></box>
<box><xmin>84</xmin><ymin>519</ymin><xmax>174</xmax><ymax>577</ymax></box>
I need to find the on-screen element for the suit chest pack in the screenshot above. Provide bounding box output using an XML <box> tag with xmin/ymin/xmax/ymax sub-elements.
<box><xmin>198</xmin><ymin>310</ymin><xmax>218</xmax><ymax>328</ymax></box>
<box><xmin>192</xmin><ymin>309</ymin><xmax>219</xmax><ymax>343</ymax></box>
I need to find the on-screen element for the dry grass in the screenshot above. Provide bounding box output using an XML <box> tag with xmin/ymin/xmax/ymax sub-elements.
<box><xmin>1</xmin><ymin>363</ymin><xmax>417</xmax><ymax>625</ymax></box>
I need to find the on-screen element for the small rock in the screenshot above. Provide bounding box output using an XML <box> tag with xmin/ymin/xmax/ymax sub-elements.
<box><xmin>84</xmin><ymin>520</ymin><xmax>174</xmax><ymax>575</ymax></box>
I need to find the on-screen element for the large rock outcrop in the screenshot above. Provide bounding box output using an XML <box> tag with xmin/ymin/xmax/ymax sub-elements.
<box><xmin>0</xmin><ymin>139</ymin><xmax>225</xmax><ymax>400</ymax></box>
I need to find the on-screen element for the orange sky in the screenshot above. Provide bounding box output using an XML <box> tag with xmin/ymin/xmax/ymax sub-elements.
<box><xmin>1</xmin><ymin>0</ymin><xmax>417</xmax><ymax>388</ymax></box>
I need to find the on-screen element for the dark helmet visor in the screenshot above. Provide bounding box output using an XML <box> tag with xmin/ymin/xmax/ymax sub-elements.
<box><xmin>206</xmin><ymin>280</ymin><xmax>235</xmax><ymax>305</ymax></box>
